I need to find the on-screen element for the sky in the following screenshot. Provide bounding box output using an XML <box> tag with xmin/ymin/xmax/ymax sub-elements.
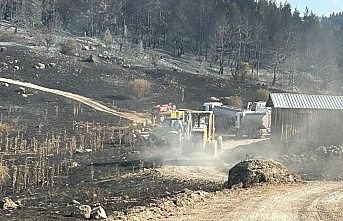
<box><xmin>276</xmin><ymin>0</ymin><xmax>343</xmax><ymax>16</ymax></box>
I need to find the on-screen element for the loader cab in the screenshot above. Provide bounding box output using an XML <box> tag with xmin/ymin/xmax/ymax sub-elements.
<box><xmin>182</xmin><ymin>110</ymin><xmax>221</xmax><ymax>157</ymax></box>
<box><xmin>247</xmin><ymin>101</ymin><xmax>270</xmax><ymax>113</ymax></box>
<box><xmin>188</xmin><ymin>111</ymin><xmax>215</xmax><ymax>141</ymax></box>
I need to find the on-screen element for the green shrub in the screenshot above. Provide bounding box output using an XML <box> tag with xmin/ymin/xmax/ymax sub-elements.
<box><xmin>61</xmin><ymin>39</ymin><xmax>77</xmax><ymax>55</ymax></box>
<box><xmin>226</xmin><ymin>96</ymin><xmax>243</xmax><ymax>108</ymax></box>
<box><xmin>131</xmin><ymin>79</ymin><xmax>151</xmax><ymax>98</ymax></box>
<box><xmin>256</xmin><ymin>88</ymin><xmax>270</xmax><ymax>101</ymax></box>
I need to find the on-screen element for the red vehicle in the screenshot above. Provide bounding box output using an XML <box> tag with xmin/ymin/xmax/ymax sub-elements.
<box><xmin>152</xmin><ymin>103</ymin><xmax>176</xmax><ymax>115</ymax></box>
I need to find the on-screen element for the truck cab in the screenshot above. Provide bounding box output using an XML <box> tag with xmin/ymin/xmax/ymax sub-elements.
<box><xmin>201</xmin><ymin>102</ymin><xmax>223</xmax><ymax>111</ymax></box>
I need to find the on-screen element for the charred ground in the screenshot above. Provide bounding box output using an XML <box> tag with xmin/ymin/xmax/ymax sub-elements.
<box><xmin>0</xmin><ymin>29</ymin><xmax>277</xmax><ymax>220</ymax></box>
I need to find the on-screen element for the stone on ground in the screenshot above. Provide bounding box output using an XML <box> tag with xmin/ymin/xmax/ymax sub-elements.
<box><xmin>91</xmin><ymin>206</ymin><xmax>108</xmax><ymax>219</ymax></box>
<box><xmin>1</xmin><ymin>197</ymin><xmax>19</xmax><ymax>210</ymax></box>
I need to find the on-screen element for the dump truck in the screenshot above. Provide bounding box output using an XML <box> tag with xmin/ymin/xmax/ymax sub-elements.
<box><xmin>234</xmin><ymin>111</ymin><xmax>270</xmax><ymax>138</ymax></box>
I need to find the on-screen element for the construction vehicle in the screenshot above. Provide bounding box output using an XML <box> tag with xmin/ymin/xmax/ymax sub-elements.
<box><xmin>147</xmin><ymin>115</ymin><xmax>184</xmax><ymax>147</ymax></box>
<box><xmin>212</xmin><ymin>101</ymin><xmax>271</xmax><ymax>139</ymax></box>
<box><xmin>234</xmin><ymin>111</ymin><xmax>270</xmax><ymax>138</ymax></box>
<box><xmin>144</xmin><ymin>109</ymin><xmax>222</xmax><ymax>157</ymax></box>
<box><xmin>181</xmin><ymin>110</ymin><xmax>222</xmax><ymax>157</ymax></box>
<box><xmin>146</xmin><ymin>109</ymin><xmax>187</xmax><ymax>146</ymax></box>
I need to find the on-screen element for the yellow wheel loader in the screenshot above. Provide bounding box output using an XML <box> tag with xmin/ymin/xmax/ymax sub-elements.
<box><xmin>181</xmin><ymin>110</ymin><xmax>222</xmax><ymax>157</ymax></box>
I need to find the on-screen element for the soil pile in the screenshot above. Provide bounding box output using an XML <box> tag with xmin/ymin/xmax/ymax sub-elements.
<box><xmin>228</xmin><ymin>160</ymin><xmax>302</xmax><ymax>188</ymax></box>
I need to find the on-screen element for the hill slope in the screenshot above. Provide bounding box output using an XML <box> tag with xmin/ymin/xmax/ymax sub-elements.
<box><xmin>0</xmin><ymin>27</ymin><xmax>272</xmax><ymax>134</ymax></box>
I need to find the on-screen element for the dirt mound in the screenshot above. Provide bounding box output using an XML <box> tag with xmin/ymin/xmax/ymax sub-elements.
<box><xmin>228</xmin><ymin>160</ymin><xmax>302</xmax><ymax>188</ymax></box>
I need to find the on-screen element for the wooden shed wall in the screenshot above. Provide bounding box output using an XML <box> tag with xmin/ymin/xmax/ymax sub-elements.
<box><xmin>271</xmin><ymin>108</ymin><xmax>343</xmax><ymax>145</ymax></box>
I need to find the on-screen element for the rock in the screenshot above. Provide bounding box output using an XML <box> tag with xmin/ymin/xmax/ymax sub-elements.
<box><xmin>1</xmin><ymin>197</ymin><xmax>19</xmax><ymax>210</ymax></box>
<box><xmin>69</xmin><ymin>199</ymin><xmax>81</xmax><ymax>205</ymax></box>
<box><xmin>228</xmin><ymin>160</ymin><xmax>302</xmax><ymax>188</ymax></box>
<box><xmin>75</xmin><ymin>204</ymin><xmax>92</xmax><ymax>219</ymax></box>
<box><xmin>91</xmin><ymin>206</ymin><xmax>108</xmax><ymax>219</ymax></box>
<box><xmin>0</xmin><ymin>47</ymin><xmax>7</xmax><ymax>52</ymax></box>
<box><xmin>82</xmin><ymin>45</ymin><xmax>90</xmax><ymax>51</ymax></box>
<box><xmin>69</xmin><ymin>162</ymin><xmax>79</xmax><ymax>168</ymax></box>
<box><xmin>34</xmin><ymin>63</ymin><xmax>45</xmax><ymax>69</ymax></box>
<box><xmin>75</xmin><ymin>146</ymin><xmax>92</xmax><ymax>153</ymax></box>
<box><xmin>208</xmin><ymin>96</ymin><xmax>220</xmax><ymax>102</ymax></box>
<box><xmin>14</xmin><ymin>200</ymin><xmax>23</xmax><ymax>208</ymax></box>
<box><xmin>48</xmin><ymin>63</ymin><xmax>56</xmax><ymax>67</ymax></box>
<box><xmin>13</xmin><ymin>66</ymin><xmax>20</xmax><ymax>70</ymax></box>
<box><xmin>1</xmin><ymin>82</ymin><xmax>9</xmax><ymax>87</ymax></box>
<box><xmin>14</xmin><ymin>87</ymin><xmax>26</xmax><ymax>94</ymax></box>
<box><xmin>85</xmin><ymin>54</ymin><xmax>97</xmax><ymax>63</ymax></box>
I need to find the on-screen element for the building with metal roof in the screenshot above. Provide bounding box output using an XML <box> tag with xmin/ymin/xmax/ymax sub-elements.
<box><xmin>268</xmin><ymin>93</ymin><xmax>343</xmax><ymax>150</ymax></box>
<box><xmin>267</xmin><ymin>93</ymin><xmax>343</xmax><ymax>109</ymax></box>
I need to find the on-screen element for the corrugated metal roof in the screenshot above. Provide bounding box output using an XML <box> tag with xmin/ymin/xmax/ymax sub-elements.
<box><xmin>269</xmin><ymin>93</ymin><xmax>343</xmax><ymax>109</ymax></box>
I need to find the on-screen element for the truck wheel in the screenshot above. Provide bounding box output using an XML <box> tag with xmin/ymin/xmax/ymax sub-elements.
<box><xmin>211</xmin><ymin>140</ymin><xmax>218</xmax><ymax>157</ymax></box>
<box><xmin>217</xmin><ymin>136</ymin><xmax>223</xmax><ymax>152</ymax></box>
<box><xmin>247</xmin><ymin>129</ymin><xmax>254</xmax><ymax>139</ymax></box>
<box><xmin>148</xmin><ymin>134</ymin><xmax>157</xmax><ymax>144</ymax></box>
<box><xmin>255</xmin><ymin>131</ymin><xmax>262</xmax><ymax>139</ymax></box>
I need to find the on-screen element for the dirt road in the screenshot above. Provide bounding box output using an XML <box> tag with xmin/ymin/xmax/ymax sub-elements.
<box><xmin>0</xmin><ymin>77</ymin><xmax>147</xmax><ymax>123</ymax></box>
<box><xmin>160</xmin><ymin>182</ymin><xmax>343</xmax><ymax>221</ymax></box>
<box><xmin>155</xmin><ymin>138</ymin><xmax>343</xmax><ymax>221</ymax></box>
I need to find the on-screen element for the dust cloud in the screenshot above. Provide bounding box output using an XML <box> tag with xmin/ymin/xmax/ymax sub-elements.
<box><xmin>219</xmin><ymin>137</ymin><xmax>343</xmax><ymax>182</ymax></box>
<box><xmin>136</xmin><ymin>127</ymin><xmax>343</xmax><ymax>182</ymax></box>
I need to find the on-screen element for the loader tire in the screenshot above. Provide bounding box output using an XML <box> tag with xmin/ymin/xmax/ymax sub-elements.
<box><xmin>148</xmin><ymin>134</ymin><xmax>158</xmax><ymax>145</ymax></box>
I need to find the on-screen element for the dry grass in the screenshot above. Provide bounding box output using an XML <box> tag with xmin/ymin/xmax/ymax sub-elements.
<box><xmin>0</xmin><ymin>123</ymin><xmax>9</xmax><ymax>134</ymax></box>
<box><xmin>60</xmin><ymin>38</ymin><xmax>77</xmax><ymax>55</ymax></box>
<box><xmin>227</xmin><ymin>96</ymin><xmax>243</xmax><ymax>108</ymax></box>
<box><xmin>255</xmin><ymin>88</ymin><xmax>270</xmax><ymax>101</ymax></box>
<box><xmin>0</xmin><ymin>164</ymin><xmax>9</xmax><ymax>186</ymax></box>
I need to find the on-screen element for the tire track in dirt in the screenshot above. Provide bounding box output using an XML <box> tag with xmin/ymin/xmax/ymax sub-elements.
<box><xmin>162</xmin><ymin>182</ymin><xmax>343</xmax><ymax>221</ymax></box>
<box><xmin>0</xmin><ymin>77</ymin><xmax>146</xmax><ymax>123</ymax></box>
<box><xmin>300</xmin><ymin>185</ymin><xmax>343</xmax><ymax>221</ymax></box>
<box><xmin>243</xmin><ymin>182</ymin><xmax>343</xmax><ymax>221</ymax></box>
